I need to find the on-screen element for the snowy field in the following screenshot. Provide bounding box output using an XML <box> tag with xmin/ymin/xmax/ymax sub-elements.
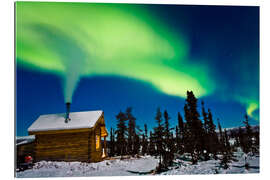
<box><xmin>162</xmin><ymin>152</ymin><xmax>259</xmax><ymax>175</ymax></box>
<box><xmin>16</xmin><ymin>152</ymin><xmax>259</xmax><ymax>178</ymax></box>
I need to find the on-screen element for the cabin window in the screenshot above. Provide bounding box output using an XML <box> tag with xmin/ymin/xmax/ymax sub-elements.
<box><xmin>96</xmin><ymin>135</ymin><xmax>100</xmax><ymax>150</ymax></box>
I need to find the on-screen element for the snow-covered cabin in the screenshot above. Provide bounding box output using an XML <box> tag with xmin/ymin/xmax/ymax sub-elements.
<box><xmin>16</xmin><ymin>135</ymin><xmax>36</xmax><ymax>163</ymax></box>
<box><xmin>28</xmin><ymin>110</ymin><xmax>108</xmax><ymax>162</ymax></box>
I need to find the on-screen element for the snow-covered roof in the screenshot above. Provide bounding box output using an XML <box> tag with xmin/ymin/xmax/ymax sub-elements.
<box><xmin>16</xmin><ymin>135</ymin><xmax>35</xmax><ymax>146</ymax></box>
<box><xmin>28</xmin><ymin>110</ymin><xmax>103</xmax><ymax>133</ymax></box>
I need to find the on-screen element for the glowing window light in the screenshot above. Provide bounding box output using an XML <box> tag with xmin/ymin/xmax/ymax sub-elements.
<box><xmin>96</xmin><ymin>135</ymin><xmax>100</xmax><ymax>150</ymax></box>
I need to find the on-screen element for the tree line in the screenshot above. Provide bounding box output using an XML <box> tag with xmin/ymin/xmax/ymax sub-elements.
<box><xmin>108</xmin><ymin>91</ymin><xmax>259</xmax><ymax>171</ymax></box>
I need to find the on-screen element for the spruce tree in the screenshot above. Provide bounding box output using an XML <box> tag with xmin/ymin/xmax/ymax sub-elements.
<box><xmin>201</xmin><ymin>101</ymin><xmax>208</xmax><ymax>131</ymax></box>
<box><xmin>163</xmin><ymin>110</ymin><xmax>174</xmax><ymax>167</ymax></box>
<box><xmin>142</xmin><ymin>124</ymin><xmax>148</xmax><ymax>155</ymax></box>
<box><xmin>224</xmin><ymin>129</ymin><xmax>231</xmax><ymax>154</ymax></box>
<box><xmin>164</xmin><ymin>110</ymin><xmax>171</xmax><ymax>143</ymax></box>
<box><xmin>220</xmin><ymin>129</ymin><xmax>232</xmax><ymax>169</ymax></box>
<box><xmin>183</xmin><ymin>103</ymin><xmax>193</xmax><ymax>156</ymax></box>
<box><xmin>149</xmin><ymin>131</ymin><xmax>156</xmax><ymax>155</ymax></box>
<box><xmin>254</xmin><ymin>128</ymin><xmax>259</xmax><ymax>152</ymax></box>
<box><xmin>153</xmin><ymin>108</ymin><xmax>165</xmax><ymax>168</ymax></box>
<box><xmin>109</xmin><ymin>128</ymin><xmax>115</xmax><ymax>157</ymax></box>
<box><xmin>218</xmin><ymin>119</ymin><xmax>225</xmax><ymax>152</ymax></box>
<box><xmin>201</xmin><ymin>101</ymin><xmax>210</xmax><ymax>160</ymax></box>
<box><xmin>177</xmin><ymin>112</ymin><xmax>184</xmax><ymax>154</ymax></box>
<box><xmin>238</xmin><ymin>127</ymin><xmax>245</xmax><ymax>152</ymax></box>
<box><xmin>207</xmin><ymin>108</ymin><xmax>219</xmax><ymax>159</ymax></box>
<box><xmin>184</xmin><ymin>91</ymin><xmax>205</xmax><ymax>164</ymax></box>
<box><xmin>126</xmin><ymin>107</ymin><xmax>137</xmax><ymax>156</ymax></box>
<box><xmin>115</xmin><ymin>111</ymin><xmax>128</xmax><ymax>156</ymax></box>
<box><xmin>178</xmin><ymin>112</ymin><xmax>184</xmax><ymax>132</ymax></box>
<box><xmin>243</xmin><ymin>114</ymin><xmax>253</xmax><ymax>153</ymax></box>
<box><xmin>134</xmin><ymin>134</ymin><xmax>140</xmax><ymax>156</ymax></box>
<box><xmin>175</xmin><ymin>125</ymin><xmax>180</xmax><ymax>153</ymax></box>
<box><xmin>142</xmin><ymin>134</ymin><xmax>146</xmax><ymax>155</ymax></box>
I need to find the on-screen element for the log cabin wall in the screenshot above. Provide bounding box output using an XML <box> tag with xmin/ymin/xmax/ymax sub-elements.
<box><xmin>35</xmin><ymin>130</ymin><xmax>91</xmax><ymax>162</ymax></box>
<box><xmin>89</xmin><ymin>123</ymin><xmax>103</xmax><ymax>162</ymax></box>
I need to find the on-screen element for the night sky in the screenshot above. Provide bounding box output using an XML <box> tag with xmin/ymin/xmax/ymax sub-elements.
<box><xmin>16</xmin><ymin>2</ymin><xmax>259</xmax><ymax>136</ymax></box>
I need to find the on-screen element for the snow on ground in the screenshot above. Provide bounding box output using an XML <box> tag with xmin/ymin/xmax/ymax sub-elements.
<box><xmin>16</xmin><ymin>152</ymin><xmax>259</xmax><ymax>178</ymax></box>
<box><xmin>162</xmin><ymin>151</ymin><xmax>259</xmax><ymax>175</ymax></box>
<box><xmin>16</xmin><ymin>156</ymin><xmax>159</xmax><ymax>178</ymax></box>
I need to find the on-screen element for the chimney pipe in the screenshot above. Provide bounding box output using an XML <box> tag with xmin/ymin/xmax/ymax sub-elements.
<box><xmin>65</xmin><ymin>102</ymin><xmax>71</xmax><ymax>123</ymax></box>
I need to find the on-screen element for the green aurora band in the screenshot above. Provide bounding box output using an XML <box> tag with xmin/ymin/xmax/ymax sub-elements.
<box><xmin>16</xmin><ymin>2</ymin><xmax>259</xmax><ymax>120</ymax></box>
<box><xmin>16</xmin><ymin>2</ymin><xmax>214</xmax><ymax>100</ymax></box>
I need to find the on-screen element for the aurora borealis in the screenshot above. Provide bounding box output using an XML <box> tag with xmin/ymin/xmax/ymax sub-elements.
<box><xmin>16</xmin><ymin>2</ymin><xmax>214</xmax><ymax>101</ymax></box>
<box><xmin>16</xmin><ymin>2</ymin><xmax>259</xmax><ymax>136</ymax></box>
